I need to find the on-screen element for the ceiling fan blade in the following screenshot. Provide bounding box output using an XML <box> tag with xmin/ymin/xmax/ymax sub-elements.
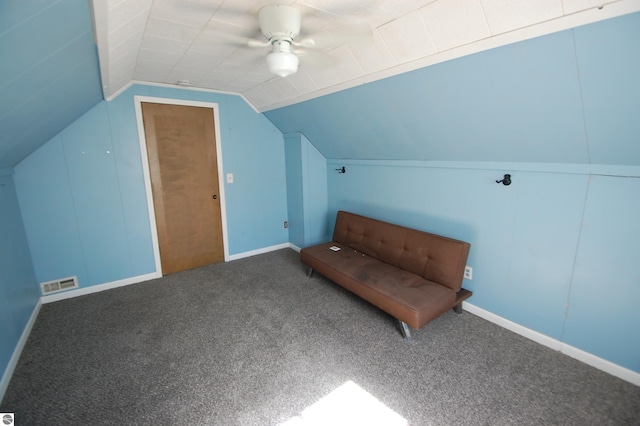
<box><xmin>247</xmin><ymin>39</ymin><xmax>272</xmax><ymax>48</ymax></box>
<box><xmin>214</xmin><ymin>30</ymin><xmax>270</xmax><ymax>49</ymax></box>
<box><xmin>292</xmin><ymin>38</ymin><xmax>316</xmax><ymax>49</ymax></box>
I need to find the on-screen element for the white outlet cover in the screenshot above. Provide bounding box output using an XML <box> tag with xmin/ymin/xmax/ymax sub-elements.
<box><xmin>464</xmin><ymin>266</ymin><xmax>473</xmax><ymax>280</ymax></box>
<box><xmin>226</xmin><ymin>173</ymin><xmax>233</xmax><ymax>183</ymax></box>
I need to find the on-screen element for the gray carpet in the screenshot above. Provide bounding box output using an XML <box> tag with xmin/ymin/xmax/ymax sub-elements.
<box><xmin>1</xmin><ymin>249</ymin><xmax>638</xmax><ymax>425</ymax></box>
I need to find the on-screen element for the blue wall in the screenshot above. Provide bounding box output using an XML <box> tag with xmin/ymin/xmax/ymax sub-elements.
<box><xmin>14</xmin><ymin>84</ymin><xmax>289</xmax><ymax>289</ymax></box>
<box><xmin>0</xmin><ymin>0</ymin><xmax>103</xmax><ymax>168</ymax></box>
<box><xmin>265</xmin><ymin>13</ymin><xmax>640</xmax><ymax>165</ymax></box>
<box><xmin>284</xmin><ymin>134</ymin><xmax>306</xmax><ymax>248</ymax></box>
<box><xmin>270</xmin><ymin>12</ymin><xmax>640</xmax><ymax>373</ymax></box>
<box><xmin>564</xmin><ymin>175</ymin><xmax>640</xmax><ymax>371</ymax></box>
<box><xmin>284</xmin><ymin>132</ymin><xmax>328</xmax><ymax>249</ymax></box>
<box><xmin>0</xmin><ymin>169</ymin><xmax>39</xmax><ymax>392</ymax></box>
<box><xmin>325</xmin><ymin>161</ymin><xmax>640</xmax><ymax>373</ymax></box>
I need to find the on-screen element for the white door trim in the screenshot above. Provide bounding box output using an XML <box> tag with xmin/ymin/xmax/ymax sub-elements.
<box><xmin>134</xmin><ymin>95</ymin><xmax>230</xmax><ymax>276</ymax></box>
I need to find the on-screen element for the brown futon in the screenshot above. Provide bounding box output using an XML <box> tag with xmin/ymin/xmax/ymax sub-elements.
<box><xmin>300</xmin><ymin>211</ymin><xmax>472</xmax><ymax>339</ymax></box>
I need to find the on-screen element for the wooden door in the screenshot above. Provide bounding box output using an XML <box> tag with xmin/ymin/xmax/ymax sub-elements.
<box><xmin>141</xmin><ymin>102</ymin><xmax>224</xmax><ymax>275</ymax></box>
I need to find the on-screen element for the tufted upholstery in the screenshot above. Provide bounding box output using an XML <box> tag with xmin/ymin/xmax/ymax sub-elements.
<box><xmin>332</xmin><ymin>211</ymin><xmax>469</xmax><ymax>292</ymax></box>
<box><xmin>300</xmin><ymin>211</ymin><xmax>471</xmax><ymax>332</ymax></box>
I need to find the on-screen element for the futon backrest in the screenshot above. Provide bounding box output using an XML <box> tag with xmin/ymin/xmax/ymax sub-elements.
<box><xmin>332</xmin><ymin>211</ymin><xmax>470</xmax><ymax>292</ymax></box>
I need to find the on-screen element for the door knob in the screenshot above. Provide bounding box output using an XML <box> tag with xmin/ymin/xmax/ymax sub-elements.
<box><xmin>212</xmin><ymin>194</ymin><xmax>217</xmax><ymax>199</ymax></box>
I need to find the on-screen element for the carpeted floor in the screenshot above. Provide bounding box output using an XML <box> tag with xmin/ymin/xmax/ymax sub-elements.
<box><xmin>1</xmin><ymin>249</ymin><xmax>638</xmax><ymax>425</ymax></box>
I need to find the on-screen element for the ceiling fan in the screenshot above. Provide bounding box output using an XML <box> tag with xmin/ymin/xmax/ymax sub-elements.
<box><xmin>246</xmin><ymin>4</ymin><xmax>372</xmax><ymax>78</ymax></box>
<box><xmin>253</xmin><ymin>5</ymin><xmax>303</xmax><ymax>77</ymax></box>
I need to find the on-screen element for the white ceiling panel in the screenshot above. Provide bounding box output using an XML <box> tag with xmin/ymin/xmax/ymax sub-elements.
<box><xmin>242</xmin><ymin>68</ymin><xmax>276</xmax><ymax>84</ymax></box>
<box><xmin>139</xmin><ymin>35</ymin><xmax>190</xmax><ymax>55</ymax></box>
<box><xmin>243</xmin><ymin>83</ymin><xmax>276</xmax><ymax>110</ymax></box>
<box><xmin>177</xmin><ymin>50</ymin><xmax>228</xmax><ymax>69</ymax></box>
<box><xmin>223</xmin><ymin>48</ymin><xmax>264</xmax><ymax>66</ymax></box>
<box><xmin>305</xmin><ymin>64</ymin><xmax>341</xmax><ymax>88</ymax></box>
<box><xmin>327</xmin><ymin>45</ymin><xmax>365</xmax><ymax>82</ymax></box>
<box><xmin>107</xmin><ymin>0</ymin><xmax>151</xmax><ymax>33</ymax></box>
<box><xmin>481</xmin><ymin>0</ymin><xmax>564</xmax><ymax>35</ymax></box>
<box><xmin>363</xmin><ymin>0</ymin><xmax>437</xmax><ymax>27</ymax></box>
<box><xmin>109</xmin><ymin>25</ymin><xmax>145</xmax><ymax>54</ymax></box>
<box><xmin>134</xmin><ymin>59</ymin><xmax>175</xmax><ymax>81</ymax></box>
<box><xmin>257</xmin><ymin>80</ymin><xmax>291</xmax><ymax>104</ymax></box>
<box><xmin>269</xmin><ymin>77</ymin><xmax>301</xmax><ymax>99</ymax></box>
<box><xmin>378</xmin><ymin>10</ymin><xmax>437</xmax><ymax>64</ymax></box>
<box><xmin>204</xmin><ymin>17</ymin><xmax>258</xmax><ymax>36</ymax></box>
<box><xmin>299</xmin><ymin>0</ymin><xmax>372</xmax><ymax>21</ymax></box>
<box><xmin>93</xmin><ymin>0</ymin><xmax>639</xmax><ymax>110</ymax></box>
<box><xmin>350</xmin><ymin>29</ymin><xmax>397</xmax><ymax>74</ymax></box>
<box><xmin>144</xmin><ymin>18</ymin><xmax>203</xmax><ymax>43</ymax></box>
<box><xmin>166</xmin><ymin>67</ymin><xmax>210</xmax><ymax>84</ymax></box>
<box><xmin>137</xmin><ymin>48</ymin><xmax>184</xmax><ymax>64</ymax></box>
<box><xmin>203</xmin><ymin>65</ymin><xmax>248</xmax><ymax>81</ymax></box>
<box><xmin>285</xmin><ymin>68</ymin><xmax>320</xmax><ymax>93</ymax></box>
<box><xmin>421</xmin><ymin>0</ymin><xmax>491</xmax><ymax>51</ymax></box>
<box><xmin>148</xmin><ymin>0</ymin><xmax>220</xmax><ymax>27</ymax></box>
<box><xmin>562</xmin><ymin>0</ymin><xmax>618</xmax><ymax>14</ymax></box>
<box><xmin>110</xmin><ymin>48</ymin><xmax>138</xmax><ymax>69</ymax></box>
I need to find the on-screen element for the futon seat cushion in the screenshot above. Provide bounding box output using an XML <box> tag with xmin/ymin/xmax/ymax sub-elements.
<box><xmin>332</xmin><ymin>212</ymin><xmax>469</xmax><ymax>292</ymax></box>
<box><xmin>301</xmin><ymin>242</ymin><xmax>457</xmax><ymax>328</ymax></box>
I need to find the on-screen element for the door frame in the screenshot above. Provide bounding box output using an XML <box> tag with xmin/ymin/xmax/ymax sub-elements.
<box><xmin>134</xmin><ymin>95</ymin><xmax>230</xmax><ymax>276</ymax></box>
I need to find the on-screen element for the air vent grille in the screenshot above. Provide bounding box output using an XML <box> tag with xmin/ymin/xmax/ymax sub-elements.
<box><xmin>41</xmin><ymin>277</ymin><xmax>78</xmax><ymax>295</ymax></box>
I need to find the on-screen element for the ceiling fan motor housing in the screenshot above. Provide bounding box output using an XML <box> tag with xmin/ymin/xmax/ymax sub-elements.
<box><xmin>258</xmin><ymin>5</ymin><xmax>301</xmax><ymax>41</ymax></box>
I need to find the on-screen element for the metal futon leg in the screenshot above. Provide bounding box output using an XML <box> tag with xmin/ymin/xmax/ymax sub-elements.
<box><xmin>399</xmin><ymin>321</ymin><xmax>412</xmax><ymax>340</ymax></box>
<box><xmin>306</xmin><ymin>267</ymin><xmax>314</xmax><ymax>278</ymax></box>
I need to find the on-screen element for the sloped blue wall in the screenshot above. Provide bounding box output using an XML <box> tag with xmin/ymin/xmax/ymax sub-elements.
<box><xmin>265</xmin><ymin>13</ymin><xmax>640</xmax><ymax>165</ymax></box>
<box><xmin>0</xmin><ymin>0</ymin><xmax>103</xmax><ymax>168</ymax></box>
<box><xmin>270</xmin><ymin>12</ymin><xmax>640</xmax><ymax>374</ymax></box>
<box><xmin>0</xmin><ymin>169</ymin><xmax>39</xmax><ymax>396</ymax></box>
<box><xmin>14</xmin><ymin>84</ymin><xmax>289</xmax><ymax>289</ymax></box>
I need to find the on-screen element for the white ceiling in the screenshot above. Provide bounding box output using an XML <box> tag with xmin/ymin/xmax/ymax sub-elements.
<box><xmin>92</xmin><ymin>0</ymin><xmax>632</xmax><ymax>112</ymax></box>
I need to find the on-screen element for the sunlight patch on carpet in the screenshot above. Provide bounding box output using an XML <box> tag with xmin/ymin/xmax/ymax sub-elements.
<box><xmin>279</xmin><ymin>380</ymin><xmax>407</xmax><ymax>426</ymax></box>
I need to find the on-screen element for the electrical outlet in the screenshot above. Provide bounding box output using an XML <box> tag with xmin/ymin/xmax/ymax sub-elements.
<box><xmin>226</xmin><ymin>173</ymin><xmax>234</xmax><ymax>183</ymax></box>
<box><xmin>464</xmin><ymin>266</ymin><xmax>473</xmax><ymax>280</ymax></box>
<box><xmin>283</xmin><ymin>221</ymin><xmax>289</xmax><ymax>229</ymax></box>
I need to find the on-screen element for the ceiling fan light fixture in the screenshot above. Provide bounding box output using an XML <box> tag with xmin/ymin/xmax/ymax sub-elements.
<box><xmin>266</xmin><ymin>43</ymin><xmax>299</xmax><ymax>77</ymax></box>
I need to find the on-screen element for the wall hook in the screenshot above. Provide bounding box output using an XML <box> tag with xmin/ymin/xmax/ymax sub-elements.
<box><xmin>496</xmin><ymin>174</ymin><xmax>511</xmax><ymax>186</ymax></box>
<box><xmin>336</xmin><ymin>166</ymin><xmax>346</xmax><ymax>174</ymax></box>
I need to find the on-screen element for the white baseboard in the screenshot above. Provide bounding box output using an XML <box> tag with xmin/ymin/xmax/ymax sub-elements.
<box><xmin>1</xmin><ymin>299</ymin><xmax>42</xmax><ymax>402</ymax></box>
<box><xmin>289</xmin><ymin>243</ymin><xmax>302</xmax><ymax>253</ymax></box>
<box><xmin>40</xmin><ymin>272</ymin><xmax>161</xmax><ymax>304</ymax></box>
<box><xmin>41</xmin><ymin>243</ymin><xmax>300</xmax><ymax>303</ymax></box>
<box><xmin>463</xmin><ymin>302</ymin><xmax>640</xmax><ymax>387</ymax></box>
<box><xmin>227</xmin><ymin>243</ymin><xmax>292</xmax><ymax>261</ymax></box>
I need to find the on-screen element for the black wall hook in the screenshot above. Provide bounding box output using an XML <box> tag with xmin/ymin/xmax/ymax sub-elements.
<box><xmin>496</xmin><ymin>174</ymin><xmax>511</xmax><ymax>185</ymax></box>
<box><xmin>336</xmin><ymin>166</ymin><xmax>346</xmax><ymax>174</ymax></box>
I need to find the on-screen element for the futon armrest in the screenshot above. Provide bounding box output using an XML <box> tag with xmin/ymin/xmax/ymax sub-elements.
<box><xmin>455</xmin><ymin>288</ymin><xmax>473</xmax><ymax>305</ymax></box>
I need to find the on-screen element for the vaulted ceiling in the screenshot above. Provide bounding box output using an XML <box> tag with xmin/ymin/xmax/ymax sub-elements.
<box><xmin>1</xmin><ymin>0</ymin><xmax>637</xmax><ymax>169</ymax></box>
<box><xmin>94</xmin><ymin>0</ymin><xmax>627</xmax><ymax>111</ymax></box>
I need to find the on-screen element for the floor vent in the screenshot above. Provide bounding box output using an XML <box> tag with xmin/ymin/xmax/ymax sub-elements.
<box><xmin>40</xmin><ymin>276</ymin><xmax>78</xmax><ymax>295</ymax></box>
